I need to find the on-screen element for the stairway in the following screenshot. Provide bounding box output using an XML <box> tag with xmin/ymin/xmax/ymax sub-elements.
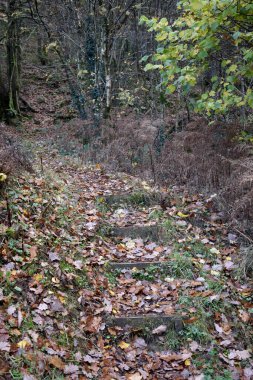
<box><xmin>97</xmin><ymin>191</ymin><xmax>188</xmax><ymax>350</ymax></box>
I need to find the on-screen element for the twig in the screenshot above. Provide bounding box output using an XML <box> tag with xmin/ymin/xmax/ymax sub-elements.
<box><xmin>20</xmin><ymin>97</ymin><xmax>37</xmax><ymax>113</ymax></box>
<box><xmin>39</xmin><ymin>154</ymin><xmax>44</xmax><ymax>175</ymax></box>
<box><xmin>5</xmin><ymin>192</ymin><xmax>12</xmax><ymax>227</ymax></box>
<box><xmin>234</xmin><ymin>227</ymin><xmax>253</xmax><ymax>244</ymax></box>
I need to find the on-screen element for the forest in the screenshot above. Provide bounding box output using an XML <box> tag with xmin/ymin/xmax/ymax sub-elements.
<box><xmin>0</xmin><ymin>0</ymin><xmax>253</xmax><ymax>379</ymax></box>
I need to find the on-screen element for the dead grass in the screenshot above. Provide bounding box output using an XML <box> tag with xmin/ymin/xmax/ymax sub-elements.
<box><xmin>158</xmin><ymin>119</ymin><xmax>253</xmax><ymax>233</ymax></box>
<box><xmin>81</xmin><ymin>114</ymin><xmax>253</xmax><ymax>235</ymax></box>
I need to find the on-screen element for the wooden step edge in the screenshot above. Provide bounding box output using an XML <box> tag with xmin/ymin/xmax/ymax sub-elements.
<box><xmin>106</xmin><ymin>314</ymin><xmax>184</xmax><ymax>332</ymax></box>
<box><xmin>107</xmin><ymin>261</ymin><xmax>169</xmax><ymax>270</ymax></box>
<box><xmin>110</xmin><ymin>225</ymin><xmax>165</xmax><ymax>242</ymax></box>
<box><xmin>97</xmin><ymin>192</ymin><xmax>162</xmax><ymax>207</ymax></box>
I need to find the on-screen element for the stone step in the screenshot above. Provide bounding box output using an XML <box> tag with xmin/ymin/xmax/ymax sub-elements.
<box><xmin>110</xmin><ymin>224</ymin><xmax>165</xmax><ymax>242</ymax></box>
<box><xmin>98</xmin><ymin>192</ymin><xmax>162</xmax><ymax>207</ymax></box>
<box><xmin>107</xmin><ymin>261</ymin><xmax>167</xmax><ymax>270</ymax></box>
<box><xmin>107</xmin><ymin>314</ymin><xmax>184</xmax><ymax>332</ymax></box>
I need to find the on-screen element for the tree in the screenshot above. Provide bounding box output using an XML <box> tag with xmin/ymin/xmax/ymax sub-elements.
<box><xmin>0</xmin><ymin>0</ymin><xmax>22</xmax><ymax>119</ymax></box>
<box><xmin>7</xmin><ymin>0</ymin><xmax>21</xmax><ymax>116</ymax></box>
<box><xmin>141</xmin><ymin>0</ymin><xmax>253</xmax><ymax>118</ymax></box>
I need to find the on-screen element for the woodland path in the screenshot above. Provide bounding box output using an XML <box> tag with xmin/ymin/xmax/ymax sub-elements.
<box><xmin>0</xmin><ymin>66</ymin><xmax>252</xmax><ymax>379</ymax></box>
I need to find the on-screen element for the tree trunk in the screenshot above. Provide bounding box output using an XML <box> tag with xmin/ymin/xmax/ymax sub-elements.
<box><xmin>37</xmin><ymin>31</ymin><xmax>48</xmax><ymax>65</ymax></box>
<box><xmin>6</xmin><ymin>0</ymin><xmax>21</xmax><ymax>116</ymax></box>
<box><xmin>0</xmin><ymin>69</ymin><xmax>9</xmax><ymax>120</ymax></box>
<box><xmin>102</xmin><ymin>11</ymin><xmax>112</xmax><ymax>119</ymax></box>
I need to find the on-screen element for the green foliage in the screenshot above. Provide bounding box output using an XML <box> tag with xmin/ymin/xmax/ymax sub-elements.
<box><xmin>237</xmin><ymin>130</ymin><xmax>253</xmax><ymax>143</ymax></box>
<box><xmin>140</xmin><ymin>0</ymin><xmax>253</xmax><ymax>115</ymax></box>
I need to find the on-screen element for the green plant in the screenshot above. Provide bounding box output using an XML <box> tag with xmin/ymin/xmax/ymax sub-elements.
<box><xmin>95</xmin><ymin>197</ymin><xmax>110</xmax><ymax>214</ymax></box>
<box><xmin>140</xmin><ymin>0</ymin><xmax>253</xmax><ymax>115</ymax></box>
<box><xmin>165</xmin><ymin>329</ymin><xmax>181</xmax><ymax>350</ymax></box>
<box><xmin>148</xmin><ymin>209</ymin><xmax>164</xmax><ymax>220</ymax></box>
<box><xmin>167</xmin><ymin>252</ymin><xmax>194</xmax><ymax>279</ymax></box>
<box><xmin>60</xmin><ymin>261</ymin><xmax>74</xmax><ymax>273</ymax></box>
<box><xmin>182</xmin><ymin>321</ymin><xmax>211</xmax><ymax>344</ymax></box>
<box><xmin>132</xmin><ymin>265</ymin><xmax>159</xmax><ymax>281</ymax></box>
<box><xmin>237</xmin><ymin>131</ymin><xmax>253</xmax><ymax>144</ymax></box>
<box><xmin>105</xmin><ymin>269</ymin><xmax>121</xmax><ymax>285</ymax></box>
<box><xmin>75</xmin><ymin>272</ymin><xmax>89</xmax><ymax>288</ymax></box>
<box><xmin>163</xmin><ymin>218</ymin><xmax>178</xmax><ymax>241</ymax></box>
<box><xmin>193</xmin><ymin>348</ymin><xmax>233</xmax><ymax>379</ymax></box>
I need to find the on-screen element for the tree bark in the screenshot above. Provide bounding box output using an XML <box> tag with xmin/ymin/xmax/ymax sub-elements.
<box><xmin>6</xmin><ymin>0</ymin><xmax>21</xmax><ymax>116</ymax></box>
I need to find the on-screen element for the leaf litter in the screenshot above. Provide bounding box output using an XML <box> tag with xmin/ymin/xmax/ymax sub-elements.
<box><xmin>0</xmin><ymin>70</ymin><xmax>252</xmax><ymax>379</ymax></box>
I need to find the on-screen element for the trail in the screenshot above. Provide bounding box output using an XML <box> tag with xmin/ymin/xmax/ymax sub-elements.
<box><xmin>0</xmin><ymin>66</ymin><xmax>252</xmax><ymax>380</ymax></box>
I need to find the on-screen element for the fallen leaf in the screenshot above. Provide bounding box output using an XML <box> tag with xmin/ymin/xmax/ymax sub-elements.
<box><xmin>210</xmin><ymin>247</ymin><xmax>220</xmax><ymax>255</ymax></box>
<box><xmin>29</xmin><ymin>246</ymin><xmax>38</xmax><ymax>259</ymax></box>
<box><xmin>83</xmin><ymin>316</ymin><xmax>102</xmax><ymax>333</ymax></box>
<box><xmin>214</xmin><ymin>323</ymin><xmax>223</xmax><ymax>334</ymax></box>
<box><xmin>83</xmin><ymin>354</ymin><xmax>96</xmax><ymax>363</ymax></box>
<box><xmin>228</xmin><ymin>350</ymin><xmax>251</xmax><ymax>360</ymax></box>
<box><xmin>152</xmin><ymin>325</ymin><xmax>167</xmax><ymax>335</ymax></box>
<box><xmin>48</xmin><ymin>356</ymin><xmax>65</xmax><ymax>370</ymax></box>
<box><xmin>127</xmin><ymin>373</ymin><xmax>142</xmax><ymax>380</ymax></box>
<box><xmin>239</xmin><ymin>310</ymin><xmax>250</xmax><ymax>323</ymax></box>
<box><xmin>17</xmin><ymin>339</ymin><xmax>30</xmax><ymax>349</ymax></box>
<box><xmin>0</xmin><ymin>341</ymin><xmax>10</xmax><ymax>352</ymax></box>
<box><xmin>177</xmin><ymin>212</ymin><xmax>189</xmax><ymax>218</ymax></box>
<box><xmin>49</xmin><ymin>252</ymin><xmax>60</xmax><ymax>261</ymax></box>
<box><xmin>134</xmin><ymin>337</ymin><xmax>147</xmax><ymax>349</ymax></box>
<box><xmin>64</xmin><ymin>364</ymin><xmax>79</xmax><ymax>374</ymax></box>
<box><xmin>118</xmin><ymin>341</ymin><xmax>130</xmax><ymax>350</ymax></box>
<box><xmin>160</xmin><ymin>353</ymin><xmax>191</xmax><ymax>363</ymax></box>
<box><xmin>189</xmin><ymin>341</ymin><xmax>199</xmax><ymax>352</ymax></box>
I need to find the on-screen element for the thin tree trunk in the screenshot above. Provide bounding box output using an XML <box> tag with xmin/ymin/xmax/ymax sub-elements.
<box><xmin>7</xmin><ymin>0</ymin><xmax>21</xmax><ymax>116</ymax></box>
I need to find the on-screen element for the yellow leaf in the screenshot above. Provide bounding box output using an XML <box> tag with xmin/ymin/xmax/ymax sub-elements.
<box><xmin>109</xmin><ymin>290</ymin><xmax>115</xmax><ymax>296</ymax></box>
<box><xmin>185</xmin><ymin>359</ymin><xmax>191</xmax><ymax>366</ymax></box>
<box><xmin>118</xmin><ymin>341</ymin><xmax>130</xmax><ymax>350</ymax></box>
<box><xmin>211</xmin><ymin>270</ymin><xmax>220</xmax><ymax>276</ymax></box>
<box><xmin>0</xmin><ymin>173</ymin><xmax>7</xmax><ymax>182</ymax></box>
<box><xmin>177</xmin><ymin>211</ymin><xmax>189</xmax><ymax>218</ymax></box>
<box><xmin>58</xmin><ymin>296</ymin><xmax>66</xmax><ymax>304</ymax></box>
<box><xmin>33</xmin><ymin>273</ymin><xmax>43</xmax><ymax>282</ymax></box>
<box><xmin>17</xmin><ymin>339</ymin><xmax>30</xmax><ymax>349</ymax></box>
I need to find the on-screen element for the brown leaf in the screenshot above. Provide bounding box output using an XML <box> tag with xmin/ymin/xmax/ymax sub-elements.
<box><xmin>160</xmin><ymin>353</ymin><xmax>191</xmax><ymax>363</ymax></box>
<box><xmin>0</xmin><ymin>358</ymin><xmax>10</xmax><ymax>375</ymax></box>
<box><xmin>127</xmin><ymin>373</ymin><xmax>142</xmax><ymax>380</ymax></box>
<box><xmin>30</xmin><ymin>246</ymin><xmax>38</xmax><ymax>259</ymax></box>
<box><xmin>239</xmin><ymin>309</ymin><xmax>250</xmax><ymax>323</ymax></box>
<box><xmin>83</xmin><ymin>316</ymin><xmax>102</xmax><ymax>333</ymax></box>
<box><xmin>48</xmin><ymin>356</ymin><xmax>65</xmax><ymax>370</ymax></box>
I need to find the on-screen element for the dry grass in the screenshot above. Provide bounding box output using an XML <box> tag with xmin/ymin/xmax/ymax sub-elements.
<box><xmin>82</xmin><ymin>114</ymin><xmax>253</xmax><ymax>235</ymax></box>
